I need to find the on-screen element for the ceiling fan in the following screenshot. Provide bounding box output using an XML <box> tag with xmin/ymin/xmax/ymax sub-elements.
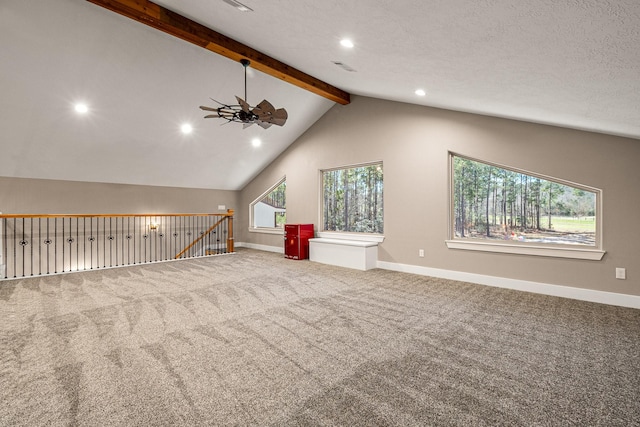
<box><xmin>200</xmin><ymin>59</ymin><xmax>288</xmax><ymax>129</ymax></box>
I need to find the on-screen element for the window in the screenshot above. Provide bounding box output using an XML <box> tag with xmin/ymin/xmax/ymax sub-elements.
<box><xmin>250</xmin><ymin>178</ymin><xmax>286</xmax><ymax>233</ymax></box>
<box><xmin>447</xmin><ymin>154</ymin><xmax>604</xmax><ymax>260</ymax></box>
<box><xmin>322</xmin><ymin>162</ymin><xmax>383</xmax><ymax>234</ymax></box>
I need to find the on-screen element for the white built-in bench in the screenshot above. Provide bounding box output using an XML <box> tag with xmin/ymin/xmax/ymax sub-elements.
<box><xmin>309</xmin><ymin>238</ymin><xmax>378</xmax><ymax>271</ymax></box>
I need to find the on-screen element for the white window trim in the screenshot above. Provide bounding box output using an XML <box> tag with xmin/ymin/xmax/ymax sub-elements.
<box><xmin>445</xmin><ymin>240</ymin><xmax>605</xmax><ymax>260</ymax></box>
<box><xmin>319</xmin><ymin>160</ymin><xmax>384</xmax><ymax>237</ymax></box>
<box><xmin>248</xmin><ymin>176</ymin><xmax>286</xmax><ymax>235</ymax></box>
<box><xmin>447</xmin><ymin>153</ymin><xmax>605</xmax><ymax>261</ymax></box>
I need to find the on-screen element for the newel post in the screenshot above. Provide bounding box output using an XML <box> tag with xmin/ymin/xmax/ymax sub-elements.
<box><xmin>227</xmin><ymin>209</ymin><xmax>234</xmax><ymax>252</ymax></box>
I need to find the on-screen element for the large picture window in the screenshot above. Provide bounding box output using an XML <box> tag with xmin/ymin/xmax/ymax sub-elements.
<box><xmin>448</xmin><ymin>154</ymin><xmax>604</xmax><ymax>260</ymax></box>
<box><xmin>322</xmin><ymin>162</ymin><xmax>383</xmax><ymax>234</ymax></box>
<box><xmin>250</xmin><ymin>178</ymin><xmax>286</xmax><ymax>233</ymax></box>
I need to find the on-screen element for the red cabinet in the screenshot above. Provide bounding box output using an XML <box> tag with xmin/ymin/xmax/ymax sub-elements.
<box><xmin>284</xmin><ymin>224</ymin><xmax>314</xmax><ymax>260</ymax></box>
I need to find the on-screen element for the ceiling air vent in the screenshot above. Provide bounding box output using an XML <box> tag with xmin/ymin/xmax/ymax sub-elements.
<box><xmin>332</xmin><ymin>61</ymin><xmax>357</xmax><ymax>72</ymax></box>
<box><xmin>222</xmin><ymin>0</ymin><xmax>253</xmax><ymax>12</ymax></box>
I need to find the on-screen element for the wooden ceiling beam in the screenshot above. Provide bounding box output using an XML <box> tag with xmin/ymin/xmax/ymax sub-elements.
<box><xmin>86</xmin><ymin>0</ymin><xmax>350</xmax><ymax>105</ymax></box>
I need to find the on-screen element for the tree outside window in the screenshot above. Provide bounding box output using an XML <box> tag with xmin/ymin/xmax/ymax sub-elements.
<box><xmin>322</xmin><ymin>163</ymin><xmax>383</xmax><ymax>234</ymax></box>
<box><xmin>452</xmin><ymin>155</ymin><xmax>599</xmax><ymax>246</ymax></box>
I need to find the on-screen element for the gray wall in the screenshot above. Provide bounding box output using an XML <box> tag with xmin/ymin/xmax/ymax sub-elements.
<box><xmin>0</xmin><ymin>177</ymin><xmax>239</xmax><ymax>215</ymax></box>
<box><xmin>239</xmin><ymin>96</ymin><xmax>640</xmax><ymax>296</ymax></box>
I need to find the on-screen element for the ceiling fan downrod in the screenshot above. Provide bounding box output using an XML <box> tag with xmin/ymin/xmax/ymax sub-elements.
<box><xmin>241</xmin><ymin>58</ymin><xmax>250</xmax><ymax>102</ymax></box>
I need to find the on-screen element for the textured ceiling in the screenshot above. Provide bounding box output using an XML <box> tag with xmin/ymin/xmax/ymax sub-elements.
<box><xmin>159</xmin><ymin>0</ymin><xmax>640</xmax><ymax>138</ymax></box>
<box><xmin>1</xmin><ymin>0</ymin><xmax>639</xmax><ymax>191</ymax></box>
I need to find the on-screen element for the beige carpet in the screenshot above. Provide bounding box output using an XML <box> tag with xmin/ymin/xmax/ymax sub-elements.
<box><xmin>1</xmin><ymin>248</ymin><xmax>639</xmax><ymax>426</ymax></box>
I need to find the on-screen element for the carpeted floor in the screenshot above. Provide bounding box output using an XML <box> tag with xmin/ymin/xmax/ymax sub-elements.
<box><xmin>1</xmin><ymin>248</ymin><xmax>639</xmax><ymax>426</ymax></box>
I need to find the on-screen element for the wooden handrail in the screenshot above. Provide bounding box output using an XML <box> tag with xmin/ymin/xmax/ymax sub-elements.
<box><xmin>174</xmin><ymin>209</ymin><xmax>234</xmax><ymax>259</ymax></box>
<box><xmin>0</xmin><ymin>213</ymin><xmax>230</xmax><ymax>219</ymax></box>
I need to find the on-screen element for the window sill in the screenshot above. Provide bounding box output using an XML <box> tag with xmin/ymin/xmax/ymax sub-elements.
<box><xmin>317</xmin><ymin>232</ymin><xmax>385</xmax><ymax>243</ymax></box>
<box><xmin>248</xmin><ymin>227</ymin><xmax>284</xmax><ymax>235</ymax></box>
<box><xmin>445</xmin><ymin>240</ymin><xmax>605</xmax><ymax>260</ymax></box>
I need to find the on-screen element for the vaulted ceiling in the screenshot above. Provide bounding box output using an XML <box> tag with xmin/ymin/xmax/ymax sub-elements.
<box><xmin>2</xmin><ymin>0</ymin><xmax>639</xmax><ymax>190</ymax></box>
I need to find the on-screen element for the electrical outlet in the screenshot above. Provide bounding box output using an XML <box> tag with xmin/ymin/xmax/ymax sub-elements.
<box><xmin>419</xmin><ymin>249</ymin><xmax>424</xmax><ymax>257</ymax></box>
<box><xmin>218</xmin><ymin>205</ymin><xmax>226</xmax><ymax>211</ymax></box>
<box><xmin>616</xmin><ymin>268</ymin><xmax>626</xmax><ymax>280</ymax></box>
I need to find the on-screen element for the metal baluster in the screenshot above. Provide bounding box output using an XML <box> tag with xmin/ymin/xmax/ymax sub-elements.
<box><xmin>205</xmin><ymin>215</ymin><xmax>210</xmax><ymax>256</ymax></box>
<box><xmin>46</xmin><ymin>218</ymin><xmax>50</xmax><ymax>274</ymax></box>
<box><xmin>82</xmin><ymin>217</ymin><xmax>86</xmax><ymax>270</ymax></box>
<box><xmin>61</xmin><ymin>217</ymin><xmax>65</xmax><ymax>273</ymax></box>
<box><xmin>126</xmin><ymin>216</ymin><xmax>130</xmax><ymax>266</ymax></box>
<box><xmin>54</xmin><ymin>218</ymin><xmax>58</xmax><ymax>274</ymax></box>
<box><xmin>76</xmin><ymin>217</ymin><xmax>79</xmax><ymax>272</ymax></box>
<box><xmin>177</xmin><ymin>216</ymin><xmax>181</xmax><ymax>259</ymax></box>
<box><xmin>20</xmin><ymin>217</ymin><xmax>25</xmax><ymax>277</ymax></box>
<box><xmin>189</xmin><ymin>215</ymin><xmax>192</xmax><ymax>258</ymax></box>
<box><xmin>195</xmin><ymin>216</ymin><xmax>199</xmax><ymax>257</ymax></box>
<box><xmin>108</xmin><ymin>217</ymin><xmax>112</xmax><ymax>267</ymax></box>
<box><xmin>89</xmin><ymin>217</ymin><xmax>94</xmax><ymax>270</ymax></box>
<box><xmin>13</xmin><ymin>218</ymin><xmax>17</xmax><ymax>278</ymax></box>
<box><xmin>187</xmin><ymin>215</ymin><xmax>190</xmax><ymax>258</ymax></box>
<box><xmin>153</xmin><ymin>216</ymin><xmax>157</xmax><ymax>262</ymax></box>
<box><xmin>171</xmin><ymin>216</ymin><xmax>175</xmax><ymax>259</ymax></box>
<box><xmin>121</xmin><ymin>216</ymin><xmax>124</xmax><ymax>267</ymax></box>
<box><xmin>160</xmin><ymin>216</ymin><xmax>165</xmax><ymax>261</ymax></box>
<box><xmin>102</xmin><ymin>217</ymin><xmax>106</xmax><ymax>268</ymax></box>
<box><xmin>151</xmin><ymin>216</ymin><xmax>155</xmax><ymax>262</ymax></box>
<box><xmin>29</xmin><ymin>218</ymin><xmax>33</xmax><ymax>276</ymax></box>
<box><xmin>68</xmin><ymin>217</ymin><xmax>72</xmax><ymax>272</ymax></box>
<box><xmin>2</xmin><ymin>216</ymin><xmax>6</xmax><ymax>279</ymax></box>
<box><xmin>144</xmin><ymin>216</ymin><xmax>147</xmax><ymax>263</ymax></box>
<box><xmin>224</xmin><ymin>218</ymin><xmax>228</xmax><ymax>253</ymax></box>
<box><xmin>38</xmin><ymin>217</ymin><xmax>42</xmax><ymax>275</ymax></box>
<box><xmin>133</xmin><ymin>216</ymin><xmax>137</xmax><ymax>265</ymax></box>
<box><xmin>176</xmin><ymin>215</ymin><xmax>179</xmax><ymax>258</ymax></box>
<box><xmin>112</xmin><ymin>216</ymin><xmax>116</xmax><ymax>267</ymax></box>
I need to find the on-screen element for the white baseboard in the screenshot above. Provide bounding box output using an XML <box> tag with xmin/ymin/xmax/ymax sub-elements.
<box><xmin>234</xmin><ymin>244</ymin><xmax>639</xmax><ymax>309</ymax></box>
<box><xmin>235</xmin><ymin>242</ymin><xmax>283</xmax><ymax>254</ymax></box>
<box><xmin>377</xmin><ymin>260</ymin><xmax>640</xmax><ymax>309</ymax></box>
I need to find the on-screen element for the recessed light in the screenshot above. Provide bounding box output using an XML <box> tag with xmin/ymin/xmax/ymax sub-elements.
<box><xmin>181</xmin><ymin>123</ymin><xmax>193</xmax><ymax>134</ymax></box>
<box><xmin>252</xmin><ymin>138</ymin><xmax>261</xmax><ymax>147</ymax></box>
<box><xmin>340</xmin><ymin>39</ymin><xmax>354</xmax><ymax>48</ymax></box>
<box><xmin>415</xmin><ymin>89</ymin><xmax>426</xmax><ymax>97</ymax></box>
<box><xmin>74</xmin><ymin>103</ymin><xmax>88</xmax><ymax>114</ymax></box>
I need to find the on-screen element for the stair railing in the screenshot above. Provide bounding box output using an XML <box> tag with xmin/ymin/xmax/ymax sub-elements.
<box><xmin>0</xmin><ymin>210</ymin><xmax>234</xmax><ymax>280</ymax></box>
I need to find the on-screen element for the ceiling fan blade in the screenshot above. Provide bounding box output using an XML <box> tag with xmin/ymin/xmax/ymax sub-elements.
<box><xmin>200</xmin><ymin>106</ymin><xmax>218</xmax><ymax>111</ymax></box>
<box><xmin>253</xmin><ymin>99</ymin><xmax>275</xmax><ymax>114</ymax></box>
<box><xmin>203</xmin><ymin>114</ymin><xmax>218</xmax><ymax>118</ymax></box>
<box><xmin>254</xmin><ymin>106</ymin><xmax>287</xmax><ymax>126</ymax></box>
<box><xmin>257</xmin><ymin>121</ymin><xmax>273</xmax><ymax>129</ymax></box>
<box><xmin>236</xmin><ymin>96</ymin><xmax>251</xmax><ymax>113</ymax></box>
<box><xmin>270</xmin><ymin>108</ymin><xmax>288</xmax><ymax>126</ymax></box>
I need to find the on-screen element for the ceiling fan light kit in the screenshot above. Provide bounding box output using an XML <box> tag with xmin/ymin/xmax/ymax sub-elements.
<box><xmin>200</xmin><ymin>59</ymin><xmax>288</xmax><ymax>129</ymax></box>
